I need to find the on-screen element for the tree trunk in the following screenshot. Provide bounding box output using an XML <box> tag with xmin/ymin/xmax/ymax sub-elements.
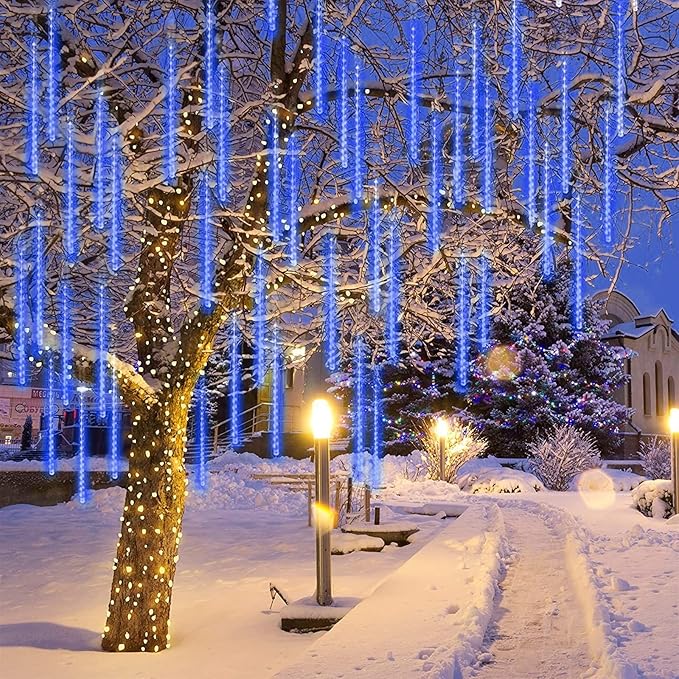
<box><xmin>101</xmin><ymin>394</ymin><xmax>189</xmax><ymax>652</ymax></box>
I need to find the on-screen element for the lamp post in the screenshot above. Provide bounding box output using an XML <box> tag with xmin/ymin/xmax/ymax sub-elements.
<box><xmin>435</xmin><ymin>417</ymin><xmax>449</xmax><ymax>482</ymax></box>
<box><xmin>670</xmin><ymin>408</ymin><xmax>679</xmax><ymax>515</ymax></box>
<box><xmin>311</xmin><ymin>399</ymin><xmax>333</xmax><ymax>606</ymax></box>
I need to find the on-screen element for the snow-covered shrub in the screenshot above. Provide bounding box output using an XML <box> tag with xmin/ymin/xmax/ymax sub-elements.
<box><xmin>639</xmin><ymin>436</ymin><xmax>671</xmax><ymax>480</ymax></box>
<box><xmin>418</xmin><ymin>419</ymin><xmax>487</xmax><ymax>483</ymax></box>
<box><xmin>528</xmin><ymin>425</ymin><xmax>600</xmax><ymax>491</ymax></box>
<box><xmin>457</xmin><ymin>457</ymin><xmax>544</xmax><ymax>493</ymax></box>
<box><xmin>632</xmin><ymin>480</ymin><xmax>674</xmax><ymax>519</ymax></box>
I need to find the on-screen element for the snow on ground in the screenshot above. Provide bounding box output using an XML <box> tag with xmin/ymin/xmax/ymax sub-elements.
<box><xmin>457</xmin><ymin>457</ymin><xmax>544</xmax><ymax>494</ymax></box>
<box><xmin>0</xmin><ymin>456</ymin><xmax>129</xmax><ymax>472</ymax></box>
<box><xmin>1</xmin><ymin>452</ymin><xmax>678</xmax><ymax>679</ymax></box>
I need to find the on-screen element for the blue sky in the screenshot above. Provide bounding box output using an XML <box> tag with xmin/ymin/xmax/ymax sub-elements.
<box><xmin>600</xmin><ymin>222</ymin><xmax>678</xmax><ymax>321</ymax></box>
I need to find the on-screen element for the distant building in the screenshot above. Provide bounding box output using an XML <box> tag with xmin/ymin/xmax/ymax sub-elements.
<box><xmin>595</xmin><ymin>290</ymin><xmax>679</xmax><ymax>453</ymax></box>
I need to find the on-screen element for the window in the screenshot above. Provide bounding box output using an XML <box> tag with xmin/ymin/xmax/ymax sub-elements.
<box><xmin>625</xmin><ymin>358</ymin><xmax>632</xmax><ymax>408</ymax></box>
<box><xmin>655</xmin><ymin>361</ymin><xmax>664</xmax><ymax>416</ymax></box>
<box><xmin>643</xmin><ymin>373</ymin><xmax>651</xmax><ymax>416</ymax></box>
<box><xmin>669</xmin><ymin>376</ymin><xmax>676</xmax><ymax>409</ymax></box>
<box><xmin>285</xmin><ymin>367</ymin><xmax>294</xmax><ymax>389</ymax></box>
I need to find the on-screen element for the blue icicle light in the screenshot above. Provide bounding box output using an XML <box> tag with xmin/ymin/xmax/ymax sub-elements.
<box><xmin>34</xmin><ymin>210</ymin><xmax>45</xmax><ymax>350</ymax></box>
<box><xmin>26</xmin><ymin>31</ymin><xmax>39</xmax><ymax>177</ymax></box>
<box><xmin>47</xmin><ymin>0</ymin><xmax>60</xmax><ymax>143</ymax></box>
<box><xmin>266</xmin><ymin>0</ymin><xmax>277</xmax><ymax>33</ymax></box>
<box><xmin>270</xmin><ymin>325</ymin><xmax>283</xmax><ymax>458</ymax></box>
<box><xmin>386</xmin><ymin>214</ymin><xmax>401</xmax><ymax>364</ymax></box>
<box><xmin>16</xmin><ymin>245</ymin><xmax>27</xmax><ymax>386</ymax></box>
<box><xmin>253</xmin><ymin>248</ymin><xmax>267</xmax><ymax>387</ymax></box>
<box><xmin>46</xmin><ymin>352</ymin><xmax>56</xmax><ymax>476</ymax></box>
<box><xmin>229</xmin><ymin>314</ymin><xmax>242</xmax><ymax>448</ymax></box>
<box><xmin>572</xmin><ymin>192</ymin><xmax>584</xmax><ymax>333</ymax></box>
<box><xmin>97</xmin><ymin>282</ymin><xmax>108</xmax><ymax>418</ymax></box>
<box><xmin>561</xmin><ymin>59</ymin><xmax>570</xmax><ymax>196</ymax></box>
<box><xmin>371</xmin><ymin>364</ymin><xmax>383</xmax><ymax>489</ymax></box>
<box><xmin>471</xmin><ymin>21</ymin><xmax>481</xmax><ymax>159</ymax></box>
<box><xmin>164</xmin><ymin>36</ymin><xmax>178</xmax><ymax>184</ymax></box>
<box><xmin>204</xmin><ymin>0</ymin><xmax>217</xmax><ymax>130</ymax></box>
<box><xmin>455</xmin><ymin>256</ymin><xmax>470</xmax><ymax>393</ymax></box>
<box><xmin>452</xmin><ymin>68</ymin><xmax>465</xmax><ymax>208</ymax></box>
<box><xmin>352</xmin><ymin>60</ymin><xmax>365</xmax><ymax>203</ymax></box>
<box><xmin>269</xmin><ymin>110</ymin><xmax>282</xmax><ymax>242</ymax></box>
<box><xmin>313</xmin><ymin>0</ymin><xmax>326</xmax><ymax>118</ymax></box>
<box><xmin>64</xmin><ymin>116</ymin><xmax>78</xmax><ymax>263</ymax></box>
<box><xmin>110</xmin><ymin>377</ymin><xmax>120</xmax><ymax>480</ymax></box>
<box><xmin>615</xmin><ymin>0</ymin><xmax>625</xmax><ymax>137</ymax></box>
<box><xmin>110</xmin><ymin>127</ymin><xmax>123</xmax><ymax>272</ymax></box>
<box><xmin>603</xmin><ymin>107</ymin><xmax>613</xmax><ymax>245</ymax></box>
<box><xmin>527</xmin><ymin>83</ymin><xmax>537</xmax><ymax>227</ymax></box>
<box><xmin>369</xmin><ymin>181</ymin><xmax>381</xmax><ymax>315</ymax></box>
<box><xmin>339</xmin><ymin>35</ymin><xmax>350</xmax><ymax>169</ymax></box>
<box><xmin>482</xmin><ymin>78</ymin><xmax>494</xmax><ymax>213</ymax></box>
<box><xmin>195</xmin><ymin>375</ymin><xmax>208</xmax><ymax>490</ymax></box>
<box><xmin>429</xmin><ymin>112</ymin><xmax>442</xmax><ymax>252</ymax></box>
<box><xmin>510</xmin><ymin>0</ymin><xmax>521</xmax><ymax>120</ymax></box>
<box><xmin>478</xmin><ymin>254</ymin><xmax>492</xmax><ymax>352</ymax></box>
<box><xmin>94</xmin><ymin>89</ymin><xmax>107</xmax><ymax>233</ymax></box>
<box><xmin>286</xmin><ymin>132</ymin><xmax>300</xmax><ymax>265</ymax></box>
<box><xmin>542</xmin><ymin>141</ymin><xmax>555</xmax><ymax>280</ymax></box>
<box><xmin>407</xmin><ymin>19</ymin><xmax>420</xmax><ymax>164</ymax></box>
<box><xmin>77</xmin><ymin>388</ymin><xmax>89</xmax><ymax>503</ymax></box>
<box><xmin>324</xmin><ymin>234</ymin><xmax>339</xmax><ymax>372</ymax></box>
<box><xmin>199</xmin><ymin>172</ymin><xmax>214</xmax><ymax>310</ymax></box>
<box><xmin>60</xmin><ymin>282</ymin><xmax>72</xmax><ymax>404</ymax></box>
<box><xmin>352</xmin><ymin>337</ymin><xmax>367</xmax><ymax>482</ymax></box>
<box><xmin>217</xmin><ymin>61</ymin><xmax>231</xmax><ymax>205</ymax></box>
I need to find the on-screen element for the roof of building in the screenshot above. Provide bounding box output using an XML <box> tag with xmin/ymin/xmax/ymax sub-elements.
<box><xmin>595</xmin><ymin>291</ymin><xmax>678</xmax><ymax>342</ymax></box>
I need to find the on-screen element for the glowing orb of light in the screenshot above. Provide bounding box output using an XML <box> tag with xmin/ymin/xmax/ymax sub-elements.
<box><xmin>312</xmin><ymin>502</ymin><xmax>336</xmax><ymax>534</ymax></box>
<box><xmin>486</xmin><ymin>345</ymin><xmax>521</xmax><ymax>381</ymax></box>
<box><xmin>577</xmin><ymin>468</ymin><xmax>616</xmax><ymax>510</ymax></box>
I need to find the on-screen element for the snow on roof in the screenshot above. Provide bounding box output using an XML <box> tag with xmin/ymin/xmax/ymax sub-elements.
<box><xmin>603</xmin><ymin>321</ymin><xmax>653</xmax><ymax>340</ymax></box>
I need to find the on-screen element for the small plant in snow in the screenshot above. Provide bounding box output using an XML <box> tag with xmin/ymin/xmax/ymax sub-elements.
<box><xmin>528</xmin><ymin>425</ymin><xmax>600</xmax><ymax>491</ymax></box>
<box><xmin>632</xmin><ymin>480</ymin><xmax>674</xmax><ymax>519</ymax></box>
<box><xmin>639</xmin><ymin>436</ymin><xmax>671</xmax><ymax>480</ymax></box>
<box><xmin>418</xmin><ymin>418</ymin><xmax>487</xmax><ymax>483</ymax></box>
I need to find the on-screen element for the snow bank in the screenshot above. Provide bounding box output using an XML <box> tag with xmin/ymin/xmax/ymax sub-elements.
<box><xmin>572</xmin><ymin>468</ymin><xmax>645</xmax><ymax>493</ymax></box>
<box><xmin>631</xmin><ymin>480</ymin><xmax>674</xmax><ymax>519</ymax></box>
<box><xmin>275</xmin><ymin>504</ymin><xmax>508</xmax><ymax>679</ymax></box>
<box><xmin>456</xmin><ymin>456</ymin><xmax>544</xmax><ymax>493</ymax></box>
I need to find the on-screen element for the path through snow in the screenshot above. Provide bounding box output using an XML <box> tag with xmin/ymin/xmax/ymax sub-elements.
<box><xmin>469</xmin><ymin>508</ymin><xmax>594</xmax><ymax>679</ymax></box>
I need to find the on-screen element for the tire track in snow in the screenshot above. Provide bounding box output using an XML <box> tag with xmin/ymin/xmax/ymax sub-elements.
<box><xmin>467</xmin><ymin>508</ymin><xmax>594</xmax><ymax>679</ymax></box>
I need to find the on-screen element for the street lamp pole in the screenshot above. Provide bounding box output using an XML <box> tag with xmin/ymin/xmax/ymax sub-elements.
<box><xmin>435</xmin><ymin>417</ymin><xmax>449</xmax><ymax>482</ymax></box>
<box><xmin>670</xmin><ymin>408</ymin><xmax>679</xmax><ymax>515</ymax></box>
<box><xmin>311</xmin><ymin>399</ymin><xmax>333</xmax><ymax>607</ymax></box>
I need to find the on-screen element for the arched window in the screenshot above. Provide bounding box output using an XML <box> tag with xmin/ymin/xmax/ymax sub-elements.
<box><xmin>669</xmin><ymin>376</ymin><xmax>676</xmax><ymax>409</ymax></box>
<box><xmin>643</xmin><ymin>373</ymin><xmax>651</xmax><ymax>416</ymax></box>
<box><xmin>655</xmin><ymin>362</ymin><xmax>664</xmax><ymax>416</ymax></box>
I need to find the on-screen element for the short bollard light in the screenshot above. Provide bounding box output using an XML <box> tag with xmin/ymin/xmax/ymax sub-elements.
<box><xmin>311</xmin><ymin>399</ymin><xmax>333</xmax><ymax>606</ymax></box>
<box><xmin>435</xmin><ymin>417</ymin><xmax>449</xmax><ymax>482</ymax></box>
<box><xmin>670</xmin><ymin>408</ymin><xmax>679</xmax><ymax>515</ymax></box>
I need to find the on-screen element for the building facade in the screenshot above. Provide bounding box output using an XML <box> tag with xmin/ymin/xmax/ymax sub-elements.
<box><xmin>595</xmin><ymin>291</ymin><xmax>679</xmax><ymax>450</ymax></box>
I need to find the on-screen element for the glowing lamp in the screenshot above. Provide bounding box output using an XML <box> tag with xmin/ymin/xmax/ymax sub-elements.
<box><xmin>311</xmin><ymin>399</ymin><xmax>333</xmax><ymax>440</ymax></box>
<box><xmin>669</xmin><ymin>408</ymin><xmax>679</xmax><ymax>435</ymax></box>
<box><xmin>435</xmin><ymin>417</ymin><xmax>449</xmax><ymax>439</ymax></box>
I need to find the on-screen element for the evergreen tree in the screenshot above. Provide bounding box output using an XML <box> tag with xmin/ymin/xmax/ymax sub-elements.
<box><xmin>467</xmin><ymin>263</ymin><xmax>631</xmax><ymax>457</ymax></box>
<box><xmin>382</xmin><ymin>339</ymin><xmax>466</xmax><ymax>455</ymax></box>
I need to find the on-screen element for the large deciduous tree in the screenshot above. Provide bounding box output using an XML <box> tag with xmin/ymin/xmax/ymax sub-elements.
<box><xmin>0</xmin><ymin>0</ymin><xmax>675</xmax><ymax>653</ymax></box>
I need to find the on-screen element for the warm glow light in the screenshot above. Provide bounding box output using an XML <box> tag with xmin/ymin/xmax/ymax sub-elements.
<box><xmin>435</xmin><ymin>417</ymin><xmax>449</xmax><ymax>439</ymax></box>
<box><xmin>311</xmin><ymin>398</ymin><xmax>333</xmax><ymax>439</ymax></box>
<box><xmin>670</xmin><ymin>408</ymin><xmax>679</xmax><ymax>434</ymax></box>
<box><xmin>312</xmin><ymin>502</ymin><xmax>336</xmax><ymax>534</ymax></box>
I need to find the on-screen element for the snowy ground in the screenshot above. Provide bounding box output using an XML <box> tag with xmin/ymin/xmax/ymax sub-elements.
<box><xmin>1</xmin><ymin>453</ymin><xmax>677</xmax><ymax>679</ymax></box>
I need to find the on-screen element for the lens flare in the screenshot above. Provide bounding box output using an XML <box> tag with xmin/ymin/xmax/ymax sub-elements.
<box><xmin>577</xmin><ymin>468</ymin><xmax>616</xmax><ymax>510</ymax></box>
<box><xmin>486</xmin><ymin>345</ymin><xmax>521</xmax><ymax>380</ymax></box>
